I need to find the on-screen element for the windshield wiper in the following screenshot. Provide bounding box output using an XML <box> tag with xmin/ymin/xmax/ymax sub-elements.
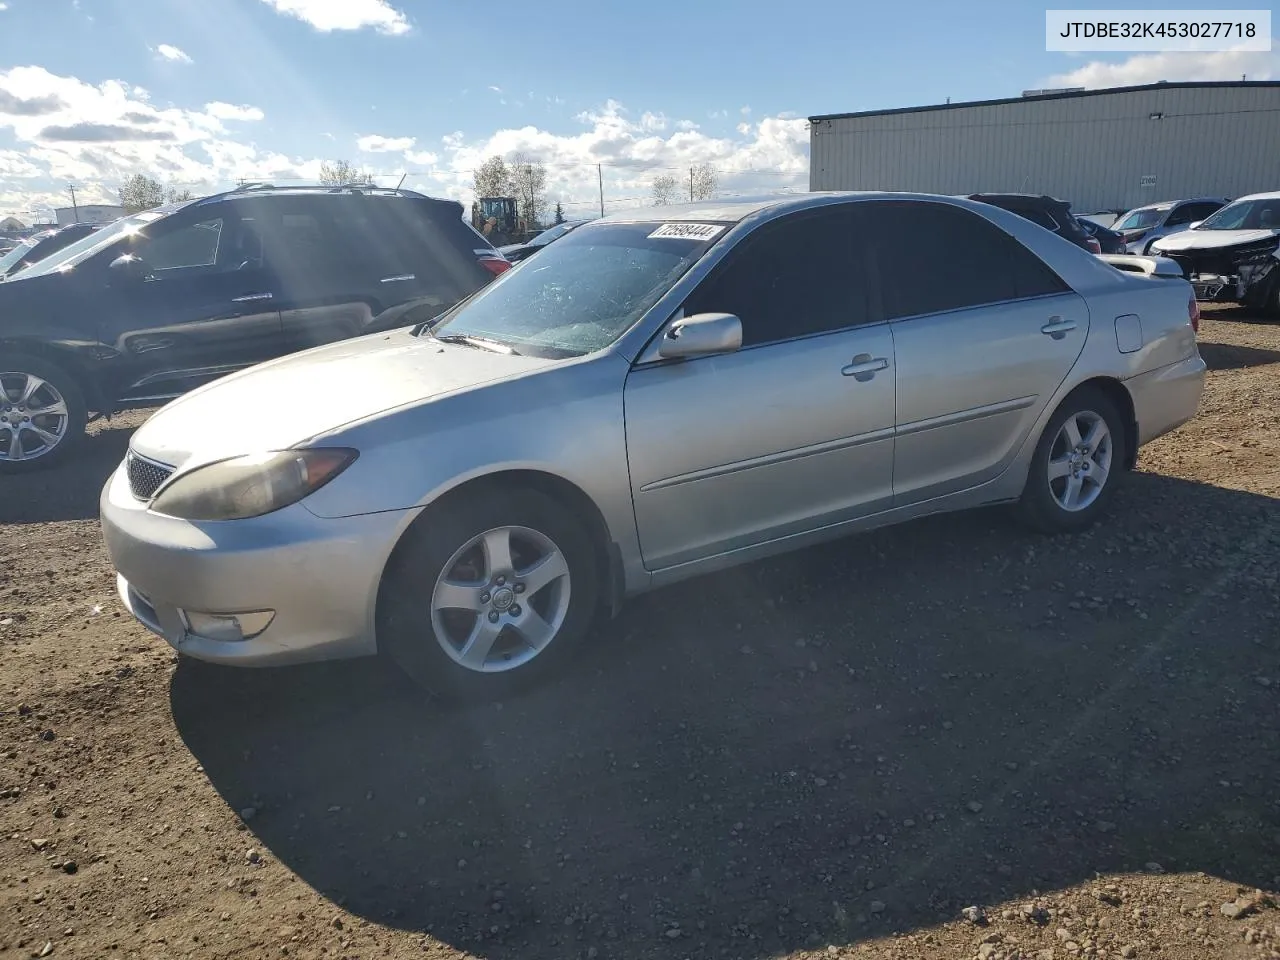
<box><xmin>432</xmin><ymin>333</ymin><xmax>520</xmax><ymax>356</ymax></box>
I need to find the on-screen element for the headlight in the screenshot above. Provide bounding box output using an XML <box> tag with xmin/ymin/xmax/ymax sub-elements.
<box><xmin>150</xmin><ymin>448</ymin><xmax>358</xmax><ymax>521</ymax></box>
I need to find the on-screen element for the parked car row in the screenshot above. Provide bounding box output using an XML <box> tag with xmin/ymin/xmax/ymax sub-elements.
<box><xmin>94</xmin><ymin>191</ymin><xmax>1206</xmax><ymax>699</ymax></box>
<box><xmin>0</xmin><ymin>184</ymin><xmax>511</xmax><ymax>470</ymax></box>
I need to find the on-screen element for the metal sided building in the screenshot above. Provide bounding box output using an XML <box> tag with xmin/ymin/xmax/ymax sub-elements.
<box><xmin>808</xmin><ymin>81</ymin><xmax>1280</xmax><ymax>215</ymax></box>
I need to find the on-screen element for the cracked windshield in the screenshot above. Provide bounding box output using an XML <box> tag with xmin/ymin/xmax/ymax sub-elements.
<box><xmin>0</xmin><ymin>1</ymin><xmax>1277</xmax><ymax>959</ymax></box>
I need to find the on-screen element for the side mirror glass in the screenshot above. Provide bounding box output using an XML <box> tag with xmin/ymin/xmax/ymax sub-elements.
<box><xmin>657</xmin><ymin>312</ymin><xmax>743</xmax><ymax>360</ymax></box>
<box><xmin>109</xmin><ymin>253</ymin><xmax>150</xmax><ymax>281</ymax></box>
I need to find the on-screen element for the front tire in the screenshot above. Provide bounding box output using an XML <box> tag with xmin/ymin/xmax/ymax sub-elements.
<box><xmin>377</xmin><ymin>486</ymin><xmax>600</xmax><ymax>702</ymax></box>
<box><xmin>0</xmin><ymin>353</ymin><xmax>86</xmax><ymax>473</ymax></box>
<box><xmin>1016</xmin><ymin>386</ymin><xmax>1126</xmax><ymax>534</ymax></box>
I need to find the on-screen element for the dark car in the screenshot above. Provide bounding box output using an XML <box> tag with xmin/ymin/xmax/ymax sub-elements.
<box><xmin>1076</xmin><ymin>217</ymin><xmax>1127</xmax><ymax>254</ymax></box>
<box><xmin>967</xmin><ymin>193</ymin><xmax>1100</xmax><ymax>254</ymax></box>
<box><xmin>0</xmin><ymin>184</ymin><xmax>510</xmax><ymax>471</ymax></box>
<box><xmin>0</xmin><ymin>222</ymin><xmax>101</xmax><ymax>279</ymax></box>
<box><xmin>497</xmin><ymin>219</ymin><xmax>591</xmax><ymax>262</ymax></box>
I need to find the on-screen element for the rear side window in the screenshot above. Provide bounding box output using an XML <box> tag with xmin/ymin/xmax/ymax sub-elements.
<box><xmin>861</xmin><ymin>200</ymin><xmax>1070</xmax><ymax>320</ymax></box>
<box><xmin>1020</xmin><ymin>208</ymin><xmax>1061</xmax><ymax>232</ymax></box>
<box><xmin>682</xmin><ymin>205</ymin><xmax>873</xmax><ymax>347</ymax></box>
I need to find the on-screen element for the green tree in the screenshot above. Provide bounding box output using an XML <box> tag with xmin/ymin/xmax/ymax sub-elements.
<box><xmin>472</xmin><ymin>155</ymin><xmax>513</xmax><ymax>199</ymax></box>
<box><xmin>553</xmin><ymin>201</ymin><xmax>565</xmax><ymax>225</ymax></box>
<box><xmin>118</xmin><ymin>174</ymin><xmax>166</xmax><ymax>213</ymax></box>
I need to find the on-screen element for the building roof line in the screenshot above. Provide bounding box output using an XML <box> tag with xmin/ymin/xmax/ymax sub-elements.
<box><xmin>808</xmin><ymin>80</ymin><xmax>1280</xmax><ymax>123</ymax></box>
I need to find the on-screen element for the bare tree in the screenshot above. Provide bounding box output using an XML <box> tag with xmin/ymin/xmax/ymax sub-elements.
<box><xmin>691</xmin><ymin>163</ymin><xmax>718</xmax><ymax>201</ymax></box>
<box><xmin>319</xmin><ymin>160</ymin><xmax>374</xmax><ymax>186</ymax></box>
<box><xmin>651</xmin><ymin>174</ymin><xmax>680</xmax><ymax>206</ymax></box>
<box><xmin>167</xmin><ymin>188</ymin><xmax>193</xmax><ymax>203</ymax></box>
<box><xmin>472</xmin><ymin>155</ymin><xmax>513</xmax><ymax>199</ymax></box>
<box><xmin>510</xmin><ymin>152</ymin><xmax>547</xmax><ymax>228</ymax></box>
<box><xmin>118</xmin><ymin>174</ymin><xmax>166</xmax><ymax>213</ymax></box>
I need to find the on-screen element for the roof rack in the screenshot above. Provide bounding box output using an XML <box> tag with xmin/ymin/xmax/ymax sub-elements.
<box><xmin>196</xmin><ymin>182</ymin><xmax>437</xmax><ymax>207</ymax></box>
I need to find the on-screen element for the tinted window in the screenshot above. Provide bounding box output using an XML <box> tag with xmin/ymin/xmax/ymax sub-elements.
<box><xmin>1165</xmin><ymin>204</ymin><xmax>1199</xmax><ymax>226</ymax></box>
<box><xmin>1114</xmin><ymin>207</ymin><xmax>1168</xmax><ymax>231</ymax></box>
<box><xmin>1019</xmin><ymin>208</ymin><xmax>1060</xmax><ymax>231</ymax></box>
<box><xmin>1178</xmin><ymin>201</ymin><xmax>1225</xmax><ymax>223</ymax></box>
<box><xmin>1198</xmin><ymin>198</ymin><xmax>1280</xmax><ymax>231</ymax></box>
<box><xmin>682</xmin><ymin>206</ymin><xmax>871</xmax><ymax>347</ymax></box>
<box><xmin>140</xmin><ymin>218</ymin><xmax>224</xmax><ymax>270</ymax></box>
<box><xmin>862</xmin><ymin>200</ymin><xmax>1069</xmax><ymax>320</ymax></box>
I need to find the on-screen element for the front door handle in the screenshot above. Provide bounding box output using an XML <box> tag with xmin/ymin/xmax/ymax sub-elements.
<box><xmin>841</xmin><ymin>354</ymin><xmax>890</xmax><ymax>379</ymax></box>
<box><xmin>1040</xmin><ymin>316</ymin><xmax>1077</xmax><ymax>339</ymax></box>
<box><xmin>232</xmin><ymin>292</ymin><xmax>274</xmax><ymax>303</ymax></box>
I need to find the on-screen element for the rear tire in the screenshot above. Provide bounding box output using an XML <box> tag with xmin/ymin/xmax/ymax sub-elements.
<box><xmin>0</xmin><ymin>353</ymin><xmax>86</xmax><ymax>473</ymax></box>
<box><xmin>1016</xmin><ymin>385</ymin><xmax>1127</xmax><ymax>534</ymax></box>
<box><xmin>377</xmin><ymin>486</ymin><xmax>600</xmax><ymax>702</ymax></box>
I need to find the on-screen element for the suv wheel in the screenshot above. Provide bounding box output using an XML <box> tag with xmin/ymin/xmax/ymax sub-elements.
<box><xmin>0</xmin><ymin>353</ymin><xmax>86</xmax><ymax>473</ymax></box>
<box><xmin>377</xmin><ymin>486</ymin><xmax>600</xmax><ymax>701</ymax></box>
<box><xmin>1016</xmin><ymin>385</ymin><xmax>1126</xmax><ymax>533</ymax></box>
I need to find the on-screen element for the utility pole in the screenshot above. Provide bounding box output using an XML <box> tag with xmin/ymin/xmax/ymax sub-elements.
<box><xmin>597</xmin><ymin>164</ymin><xmax>604</xmax><ymax>218</ymax></box>
<box><xmin>67</xmin><ymin>184</ymin><xmax>79</xmax><ymax>223</ymax></box>
<box><xmin>689</xmin><ymin>167</ymin><xmax>694</xmax><ymax>202</ymax></box>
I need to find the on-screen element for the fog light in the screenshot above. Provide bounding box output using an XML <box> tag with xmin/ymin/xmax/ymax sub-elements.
<box><xmin>182</xmin><ymin>609</ymin><xmax>275</xmax><ymax>642</ymax></box>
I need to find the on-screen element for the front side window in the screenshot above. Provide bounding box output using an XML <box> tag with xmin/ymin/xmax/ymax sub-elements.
<box><xmin>428</xmin><ymin>221</ymin><xmax>718</xmax><ymax>357</ymax></box>
<box><xmin>139</xmin><ymin>218</ymin><xmax>224</xmax><ymax>271</ymax></box>
<box><xmin>681</xmin><ymin>206</ymin><xmax>872</xmax><ymax>347</ymax></box>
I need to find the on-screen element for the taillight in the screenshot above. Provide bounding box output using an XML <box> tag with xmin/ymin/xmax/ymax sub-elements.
<box><xmin>478</xmin><ymin>256</ymin><xmax>511</xmax><ymax>277</ymax></box>
<box><xmin>1123</xmin><ymin>229</ymin><xmax>1148</xmax><ymax>243</ymax></box>
<box><xmin>1187</xmin><ymin>291</ymin><xmax>1200</xmax><ymax>334</ymax></box>
<box><xmin>1086</xmin><ymin>237</ymin><xmax>1102</xmax><ymax>254</ymax></box>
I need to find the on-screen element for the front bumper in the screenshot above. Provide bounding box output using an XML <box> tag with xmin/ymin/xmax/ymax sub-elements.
<box><xmin>100</xmin><ymin>460</ymin><xmax>413</xmax><ymax>666</ymax></box>
<box><xmin>1157</xmin><ymin>247</ymin><xmax>1280</xmax><ymax>305</ymax></box>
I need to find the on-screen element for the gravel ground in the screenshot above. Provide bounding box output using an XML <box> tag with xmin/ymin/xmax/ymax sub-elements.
<box><xmin>1</xmin><ymin>310</ymin><xmax>1279</xmax><ymax>960</ymax></box>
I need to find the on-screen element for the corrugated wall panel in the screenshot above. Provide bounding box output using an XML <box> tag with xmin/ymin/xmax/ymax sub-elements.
<box><xmin>811</xmin><ymin>86</ymin><xmax>1280</xmax><ymax>212</ymax></box>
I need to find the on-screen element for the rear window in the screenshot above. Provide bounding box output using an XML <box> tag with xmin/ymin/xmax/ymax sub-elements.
<box><xmin>427</xmin><ymin>221</ymin><xmax>722</xmax><ymax>357</ymax></box>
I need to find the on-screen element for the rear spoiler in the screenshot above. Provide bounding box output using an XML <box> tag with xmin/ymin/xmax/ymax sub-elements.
<box><xmin>1096</xmin><ymin>253</ymin><xmax>1185</xmax><ymax>279</ymax></box>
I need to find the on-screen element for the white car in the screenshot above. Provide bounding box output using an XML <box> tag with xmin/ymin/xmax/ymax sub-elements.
<box><xmin>1149</xmin><ymin>191</ymin><xmax>1280</xmax><ymax>312</ymax></box>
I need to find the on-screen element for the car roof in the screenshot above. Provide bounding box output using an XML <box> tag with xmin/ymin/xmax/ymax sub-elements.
<box><xmin>598</xmin><ymin>190</ymin><xmax>1002</xmax><ymax>225</ymax></box>
<box><xmin>1228</xmin><ymin>190</ymin><xmax>1280</xmax><ymax>203</ymax></box>
<box><xmin>967</xmin><ymin>192</ymin><xmax>1070</xmax><ymax>208</ymax></box>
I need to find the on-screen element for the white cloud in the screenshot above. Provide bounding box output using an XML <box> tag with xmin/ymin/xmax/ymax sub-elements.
<box><xmin>205</xmin><ymin>102</ymin><xmax>265</xmax><ymax>122</ymax></box>
<box><xmin>736</xmin><ymin>122</ymin><xmax>752</xmax><ymax>135</ymax></box>
<box><xmin>259</xmin><ymin>0</ymin><xmax>410</xmax><ymax>35</ymax></box>
<box><xmin>1045</xmin><ymin>45</ymin><xmax>1279</xmax><ymax>88</ymax></box>
<box><xmin>639</xmin><ymin>111</ymin><xmax>667</xmax><ymax>132</ymax></box>
<box><xmin>488</xmin><ymin>85</ymin><xmax>502</xmax><ymax>93</ymax></box>
<box><xmin>432</xmin><ymin>99</ymin><xmax>809</xmax><ymax>215</ymax></box>
<box><xmin>740</xmin><ymin>106</ymin><xmax>752</xmax><ymax>116</ymax></box>
<box><xmin>154</xmin><ymin>44</ymin><xmax>192</xmax><ymax>64</ymax></box>
<box><xmin>357</xmin><ymin>133</ymin><xmax>415</xmax><ymax>152</ymax></box>
<box><xmin>0</xmin><ymin>149</ymin><xmax>41</xmax><ymax>178</ymax></box>
<box><xmin>404</xmin><ymin>149</ymin><xmax>438</xmax><ymax>165</ymax></box>
<box><xmin>0</xmin><ymin>3</ymin><xmax>10</xmax><ymax>11</ymax></box>
<box><xmin>676</xmin><ymin>119</ymin><xmax>699</xmax><ymax>132</ymax></box>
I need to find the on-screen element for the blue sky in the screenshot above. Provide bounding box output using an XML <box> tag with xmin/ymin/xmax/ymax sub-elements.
<box><xmin>0</xmin><ymin>0</ymin><xmax>1276</xmax><ymax>221</ymax></box>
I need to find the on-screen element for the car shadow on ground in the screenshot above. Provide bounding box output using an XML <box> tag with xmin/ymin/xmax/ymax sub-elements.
<box><xmin>169</xmin><ymin>471</ymin><xmax>1280</xmax><ymax>960</ymax></box>
<box><xmin>1</xmin><ymin>419</ymin><xmax>136</xmax><ymax>525</ymax></box>
<box><xmin>1198</xmin><ymin>340</ymin><xmax>1280</xmax><ymax>371</ymax></box>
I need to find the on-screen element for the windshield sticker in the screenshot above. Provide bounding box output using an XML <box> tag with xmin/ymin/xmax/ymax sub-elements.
<box><xmin>647</xmin><ymin>222</ymin><xmax>725</xmax><ymax>241</ymax></box>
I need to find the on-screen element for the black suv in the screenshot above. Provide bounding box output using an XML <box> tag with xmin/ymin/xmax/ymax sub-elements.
<box><xmin>967</xmin><ymin>193</ymin><xmax>1100</xmax><ymax>254</ymax></box>
<box><xmin>0</xmin><ymin>184</ymin><xmax>509</xmax><ymax>471</ymax></box>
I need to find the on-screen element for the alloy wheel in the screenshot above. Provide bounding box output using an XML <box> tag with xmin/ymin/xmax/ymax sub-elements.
<box><xmin>429</xmin><ymin>524</ymin><xmax>572</xmax><ymax>673</ymax></box>
<box><xmin>1047</xmin><ymin>409</ymin><xmax>1113</xmax><ymax>512</ymax></box>
<box><xmin>0</xmin><ymin>372</ymin><xmax>70</xmax><ymax>463</ymax></box>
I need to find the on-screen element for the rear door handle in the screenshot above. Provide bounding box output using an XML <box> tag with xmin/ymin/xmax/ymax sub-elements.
<box><xmin>231</xmin><ymin>292</ymin><xmax>274</xmax><ymax>303</ymax></box>
<box><xmin>841</xmin><ymin>354</ymin><xmax>890</xmax><ymax>378</ymax></box>
<box><xmin>1040</xmin><ymin>316</ymin><xmax>1077</xmax><ymax>339</ymax></box>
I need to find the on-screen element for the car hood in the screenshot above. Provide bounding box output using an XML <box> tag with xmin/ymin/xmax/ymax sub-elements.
<box><xmin>1153</xmin><ymin>228</ymin><xmax>1280</xmax><ymax>252</ymax></box>
<box><xmin>128</xmin><ymin>329</ymin><xmax>559</xmax><ymax>469</ymax></box>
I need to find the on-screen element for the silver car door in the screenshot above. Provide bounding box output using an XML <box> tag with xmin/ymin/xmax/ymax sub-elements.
<box><xmin>624</xmin><ymin>204</ymin><xmax>896</xmax><ymax>571</ymax></box>
<box><xmin>862</xmin><ymin>199</ymin><xmax>1090</xmax><ymax>506</ymax></box>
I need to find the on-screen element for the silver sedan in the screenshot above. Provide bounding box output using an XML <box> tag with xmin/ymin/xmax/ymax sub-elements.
<box><xmin>100</xmin><ymin>192</ymin><xmax>1206</xmax><ymax>700</ymax></box>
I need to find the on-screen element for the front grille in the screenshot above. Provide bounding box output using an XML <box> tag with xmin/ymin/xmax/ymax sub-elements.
<box><xmin>126</xmin><ymin>452</ymin><xmax>174</xmax><ymax>500</ymax></box>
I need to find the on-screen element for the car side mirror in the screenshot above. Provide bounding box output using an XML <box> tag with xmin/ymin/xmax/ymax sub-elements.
<box><xmin>108</xmin><ymin>253</ymin><xmax>150</xmax><ymax>281</ymax></box>
<box><xmin>1187</xmin><ymin>221</ymin><xmax>1203</xmax><ymax>230</ymax></box>
<box><xmin>658</xmin><ymin>312</ymin><xmax>743</xmax><ymax>360</ymax></box>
